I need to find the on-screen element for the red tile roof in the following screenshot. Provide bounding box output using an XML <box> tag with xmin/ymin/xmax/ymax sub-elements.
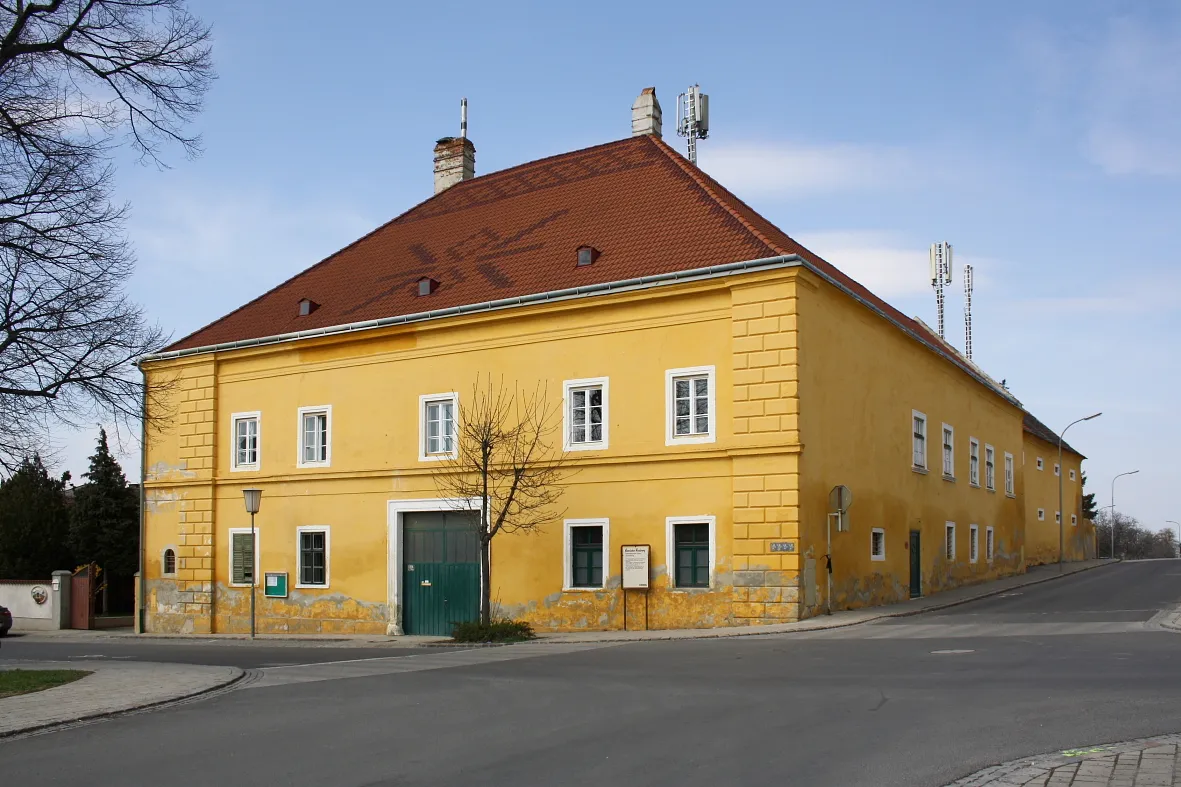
<box><xmin>1023</xmin><ymin>412</ymin><xmax>1084</xmax><ymax>457</ymax></box>
<box><xmin>161</xmin><ymin>134</ymin><xmax>1018</xmax><ymax>406</ymax></box>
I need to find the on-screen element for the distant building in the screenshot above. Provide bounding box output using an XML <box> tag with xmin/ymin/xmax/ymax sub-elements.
<box><xmin>1021</xmin><ymin>413</ymin><xmax>1090</xmax><ymax>564</ymax></box>
<box><xmin>139</xmin><ymin>89</ymin><xmax>1082</xmax><ymax>635</ymax></box>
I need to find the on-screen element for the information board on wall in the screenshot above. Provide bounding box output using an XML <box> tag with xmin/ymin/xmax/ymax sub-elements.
<box><xmin>621</xmin><ymin>545</ymin><xmax>650</xmax><ymax>589</ymax></box>
<box><xmin>264</xmin><ymin>572</ymin><xmax>288</xmax><ymax>598</ymax></box>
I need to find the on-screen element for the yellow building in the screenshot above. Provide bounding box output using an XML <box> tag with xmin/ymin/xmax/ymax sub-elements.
<box><xmin>1021</xmin><ymin>414</ymin><xmax>1091</xmax><ymax>565</ymax></box>
<box><xmin>138</xmin><ymin>89</ymin><xmax>1080</xmax><ymax>635</ymax></box>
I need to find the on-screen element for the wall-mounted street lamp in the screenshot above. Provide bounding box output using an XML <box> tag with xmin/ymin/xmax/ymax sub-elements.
<box><xmin>243</xmin><ymin>488</ymin><xmax>262</xmax><ymax>639</ymax></box>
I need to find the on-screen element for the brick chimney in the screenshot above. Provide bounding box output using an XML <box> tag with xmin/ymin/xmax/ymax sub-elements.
<box><xmin>631</xmin><ymin>87</ymin><xmax>662</xmax><ymax>138</ymax></box>
<box><xmin>433</xmin><ymin>136</ymin><xmax>475</xmax><ymax>194</ymax></box>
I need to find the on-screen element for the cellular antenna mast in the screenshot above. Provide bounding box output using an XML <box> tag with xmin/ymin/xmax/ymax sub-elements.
<box><xmin>963</xmin><ymin>263</ymin><xmax>974</xmax><ymax>360</ymax></box>
<box><xmin>676</xmin><ymin>84</ymin><xmax>710</xmax><ymax>164</ymax></box>
<box><xmin>929</xmin><ymin>242</ymin><xmax>953</xmax><ymax>340</ymax></box>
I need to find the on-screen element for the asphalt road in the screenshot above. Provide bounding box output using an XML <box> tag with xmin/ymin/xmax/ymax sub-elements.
<box><xmin>3</xmin><ymin>560</ymin><xmax>1180</xmax><ymax>787</ymax></box>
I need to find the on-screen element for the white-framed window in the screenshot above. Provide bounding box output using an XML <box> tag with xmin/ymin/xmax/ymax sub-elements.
<box><xmin>984</xmin><ymin>444</ymin><xmax>995</xmax><ymax>490</ymax></box>
<box><xmin>419</xmin><ymin>392</ymin><xmax>459</xmax><ymax>461</ymax></box>
<box><xmin>1069</xmin><ymin>469</ymin><xmax>1076</xmax><ymax>481</ymax></box>
<box><xmin>297</xmin><ymin>405</ymin><xmax>332</xmax><ymax>467</ymax></box>
<box><xmin>912</xmin><ymin>410</ymin><xmax>928</xmax><ymax>470</ymax></box>
<box><xmin>945</xmin><ymin>522</ymin><xmax>956</xmax><ymax>561</ymax></box>
<box><xmin>871</xmin><ymin>528</ymin><xmax>886</xmax><ymax>561</ymax></box>
<box><xmin>666</xmin><ymin>366</ymin><xmax>716</xmax><ymax>445</ymax></box>
<box><xmin>563</xmin><ymin>518</ymin><xmax>610</xmax><ymax>590</ymax></box>
<box><xmin>1036</xmin><ymin>457</ymin><xmax>1044</xmax><ymax>471</ymax></box>
<box><xmin>296</xmin><ymin>526</ymin><xmax>330</xmax><ymax>588</ymax></box>
<box><xmin>228</xmin><ymin>528</ymin><xmax>259</xmax><ymax>587</ymax></box>
<box><xmin>1054</xmin><ymin>463</ymin><xmax>1060</xmax><ymax>477</ymax></box>
<box><xmin>969</xmin><ymin>524</ymin><xmax>979</xmax><ymax>564</ymax></box>
<box><xmin>666</xmin><ymin>516</ymin><xmax>716</xmax><ymax>588</ymax></box>
<box><xmin>162</xmin><ymin>547</ymin><xmax>177</xmax><ymax>577</ymax></box>
<box><xmin>1055</xmin><ymin>511</ymin><xmax>1061</xmax><ymax>524</ymax></box>
<box><xmin>563</xmin><ymin>378</ymin><xmax>608</xmax><ymax>451</ymax></box>
<box><xmin>1004</xmin><ymin>452</ymin><xmax>1015</xmax><ymax>497</ymax></box>
<box><xmin>941</xmin><ymin>424</ymin><xmax>955</xmax><ymax>478</ymax></box>
<box><xmin>1037</xmin><ymin>508</ymin><xmax>1045</xmax><ymax>521</ymax></box>
<box><xmin>1071</xmin><ymin>514</ymin><xmax>1078</xmax><ymax>526</ymax></box>
<box><xmin>230</xmin><ymin>411</ymin><xmax>261</xmax><ymax>471</ymax></box>
<box><xmin>986</xmin><ymin>526</ymin><xmax>995</xmax><ymax>562</ymax></box>
<box><xmin>969</xmin><ymin>438</ymin><xmax>980</xmax><ymax>486</ymax></box>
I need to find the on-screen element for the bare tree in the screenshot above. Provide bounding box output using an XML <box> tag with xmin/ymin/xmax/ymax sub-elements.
<box><xmin>0</xmin><ymin>1</ymin><xmax>213</xmax><ymax>469</ymax></box>
<box><xmin>433</xmin><ymin>376</ymin><xmax>572</xmax><ymax>625</ymax></box>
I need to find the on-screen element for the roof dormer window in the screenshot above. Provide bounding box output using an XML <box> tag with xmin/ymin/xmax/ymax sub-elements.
<box><xmin>576</xmin><ymin>246</ymin><xmax>600</xmax><ymax>267</ymax></box>
<box><xmin>298</xmin><ymin>298</ymin><xmax>319</xmax><ymax>317</ymax></box>
<box><xmin>418</xmin><ymin>277</ymin><xmax>439</xmax><ymax>296</ymax></box>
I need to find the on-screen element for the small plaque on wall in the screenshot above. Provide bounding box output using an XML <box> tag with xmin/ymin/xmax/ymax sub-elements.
<box><xmin>769</xmin><ymin>541</ymin><xmax>796</xmax><ymax>553</ymax></box>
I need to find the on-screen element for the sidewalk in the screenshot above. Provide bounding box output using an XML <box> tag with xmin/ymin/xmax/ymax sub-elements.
<box><xmin>6</xmin><ymin>559</ymin><xmax>1114</xmax><ymax>649</ymax></box>
<box><xmin>946</xmin><ymin>733</ymin><xmax>1181</xmax><ymax>786</ymax></box>
<box><xmin>534</xmin><ymin>559</ymin><xmax>1114</xmax><ymax>644</ymax></box>
<box><xmin>0</xmin><ymin>660</ymin><xmax>242</xmax><ymax>738</ymax></box>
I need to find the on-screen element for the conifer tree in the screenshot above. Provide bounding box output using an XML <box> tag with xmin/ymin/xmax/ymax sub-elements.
<box><xmin>70</xmin><ymin>430</ymin><xmax>139</xmax><ymax>578</ymax></box>
<box><xmin>0</xmin><ymin>456</ymin><xmax>72</xmax><ymax>578</ymax></box>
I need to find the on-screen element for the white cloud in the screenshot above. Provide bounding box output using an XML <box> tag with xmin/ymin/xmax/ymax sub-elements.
<box><xmin>1017</xmin><ymin>15</ymin><xmax>1181</xmax><ymax>177</ymax></box>
<box><xmin>697</xmin><ymin>142</ymin><xmax>918</xmax><ymax>197</ymax></box>
<box><xmin>793</xmin><ymin>231</ymin><xmax>1001</xmax><ymax>301</ymax></box>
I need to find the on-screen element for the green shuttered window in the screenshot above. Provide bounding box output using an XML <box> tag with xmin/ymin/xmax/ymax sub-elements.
<box><xmin>231</xmin><ymin>532</ymin><xmax>254</xmax><ymax>585</ymax></box>
<box><xmin>675</xmin><ymin>523</ymin><xmax>710</xmax><ymax>588</ymax></box>
<box><xmin>570</xmin><ymin>526</ymin><xmax>603</xmax><ymax>588</ymax></box>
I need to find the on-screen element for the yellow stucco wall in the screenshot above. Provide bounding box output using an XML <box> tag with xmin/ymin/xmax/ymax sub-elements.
<box><xmin>795</xmin><ymin>272</ymin><xmax>1026</xmax><ymax>616</ymax></box>
<box><xmin>143</xmin><ymin>277</ymin><xmax>799</xmax><ymax>634</ymax></box>
<box><xmin>1022</xmin><ymin>435</ymin><xmax>1089</xmax><ymax>565</ymax></box>
<box><xmin>142</xmin><ymin>264</ymin><xmax>1041</xmax><ymax>635</ymax></box>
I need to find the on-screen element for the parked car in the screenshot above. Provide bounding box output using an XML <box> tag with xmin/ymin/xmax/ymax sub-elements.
<box><xmin>0</xmin><ymin>605</ymin><xmax>11</xmax><ymax>636</ymax></box>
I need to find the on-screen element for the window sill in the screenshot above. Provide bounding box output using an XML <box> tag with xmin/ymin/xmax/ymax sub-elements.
<box><xmin>870</xmin><ymin>555</ymin><xmax>886</xmax><ymax>562</ymax></box>
<box><xmin>668</xmin><ymin>586</ymin><xmax>713</xmax><ymax>592</ymax></box>
<box><xmin>295</xmin><ymin>583</ymin><xmax>330</xmax><ymax>590</ymax></box>
<box><xmin>943</xmin><ymin>474</ymin><xmax>956</xmax><ymax>483</ymax></box>
<box><xmin>1005</xmin><ymin>493</ymin><xmax>1016</xmax><ymax>499</ymax></box>
<box><xmin>969</xmin><ymin>481</ymin><xmax>980</xmax><ymax>488</ymax></box>
<box><xmin>562</xmin><ymin>586</ymin><xmax>608</xmax><ymax>593</ymax></box>
<box><xmin>228</xmin><ymin>582</ymin><xmax>257</xmax><ymax>588</ymax></box>
<box><xmin>296</xmin><ymin>462</ymin><xmax>331</xmax><ymax>470</ymax></box>
<box><xmin>666</xmin><ymin>435</ymin><xmax>716</xmax><ymax>447</ymax></box>
<box><xmin>417</xmin><ymin>453</ymin><xmax>456</xmax><ymax>463</ymax></box>
<box><xmin>230</xmin><ymin>464</ymin><xmax>261</xmax><ymax>473</ymax></box>
<box><xmin>565</xmin><ymin>442</ymin><xmax>608</xmax><ymax>452</ymax></box>
<box><xmin>912</xmin><ymin>466</ymin><xmax>928</xmax><ymax>475</ymax></box>
<box><xmin>985</xmin><ymin>487</ymin><xmax>996</xmax><ymax>494</ymax></box>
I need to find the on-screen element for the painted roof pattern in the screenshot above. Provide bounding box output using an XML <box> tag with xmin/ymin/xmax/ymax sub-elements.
<box><xmin>163</xmin><ymin>133</ymin><xmax>1018</xmax><ymax>407</ymax></box>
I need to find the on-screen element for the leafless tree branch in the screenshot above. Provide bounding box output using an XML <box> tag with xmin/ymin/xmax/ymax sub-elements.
<box><xmin>433</xmin><ymin>375</ymin><xmax>574</xmax><ymax>624</ymax></box>
<box><xmin>0</xmin><ymin>0</ymin><xmax>211</xmax><ymax>471</ymax></box>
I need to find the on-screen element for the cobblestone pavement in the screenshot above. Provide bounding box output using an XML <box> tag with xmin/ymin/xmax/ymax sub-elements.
<box><xmin>947</xmin><ymin>734</ymin><xmax>1181</xmax><ymax>786</ymax></box>
<box><xmin>0</xmin><ymin>660</ymin><xmax>242</xmax><ymax>737</ymax></box>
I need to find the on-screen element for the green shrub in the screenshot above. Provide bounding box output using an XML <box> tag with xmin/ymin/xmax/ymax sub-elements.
<box><xmin>451</xmin><ymin>618</ymin><xmax>536</xmax><ymax>643</ymax></box>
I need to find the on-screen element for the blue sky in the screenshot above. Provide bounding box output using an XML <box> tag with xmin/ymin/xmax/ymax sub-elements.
<box><xmin>63</xmin><ymin>1</ymin><xmax>1180</xmax><ymax>529</ymax></box>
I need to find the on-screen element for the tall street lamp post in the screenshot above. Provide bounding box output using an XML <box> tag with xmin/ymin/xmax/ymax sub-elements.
<box><xmin>1058</xmin><ymin>413</ymin><xmax>1102</xmax><ymax>571</ymax></box>
<box><xmin>1109</xmin><ymin>471</ymin><xmax>1138</xmax><ymax>559</ymax></box>
<box><xmin>243</xmin><ymin>488</ymin><xmax>262</xmax><ymax>639</ymax></box>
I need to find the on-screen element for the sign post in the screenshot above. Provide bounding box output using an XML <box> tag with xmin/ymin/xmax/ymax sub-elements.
<box><xmin>621</xmin><ymin>545</ymin><xmax>650</xmax><ymax>631</ymax></box>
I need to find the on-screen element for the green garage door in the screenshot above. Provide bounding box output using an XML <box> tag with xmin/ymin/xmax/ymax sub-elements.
<box><xmin>402</xmin><ymin>511</ymin><xmax>480</xmax><ymax>636</ymax></box>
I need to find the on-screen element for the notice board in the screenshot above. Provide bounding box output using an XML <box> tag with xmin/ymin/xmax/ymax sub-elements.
<box><xmin>621</xmin><ymin>545</ymin><xmax>650</xmax><ymax>589</ymax></box>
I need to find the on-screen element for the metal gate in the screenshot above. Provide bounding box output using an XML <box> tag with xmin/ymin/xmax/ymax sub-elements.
<box><xmin>71</xmin><ymin>564</ymin><xmax>95</xmax><ymax>630</ymax></box>
<box><xmin>402</xmin><ymin>511</ymin><xmax>480</xmax><ymax>636</ymax></box>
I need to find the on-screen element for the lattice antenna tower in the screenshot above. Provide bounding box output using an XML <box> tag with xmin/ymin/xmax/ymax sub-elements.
<box><xmin>929</xmin><ymin>242</ymin><xmax>953</xmax><ymax>340</ymax></box>
<box><xmin>963</xmin><ymin>263</ymin><xmax>974</xmax><ymax>360</ymax></box>
<box><xmin>677</xmin><ymin>84</ymin><xmax>710</xmax><ymax>164</ymax></box>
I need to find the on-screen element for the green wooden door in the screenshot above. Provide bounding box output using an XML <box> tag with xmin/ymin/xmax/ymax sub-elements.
<box><xmin>909</xmin><ymin>530</ymin><xmax>922</xmax><ymax>599</ymax></box>
<box><xmin>402</xmin><ymin>511</ymin><xmax>480</xmax><ymax>636</ymax></box>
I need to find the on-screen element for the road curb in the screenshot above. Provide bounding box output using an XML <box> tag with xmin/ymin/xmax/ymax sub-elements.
<box><xmin>529</xmin><ymin>560</ymin><xmax>1117</xmax><ymax>645</ymax></box>
<box><xmin>944</xmin><ymin>731</ymin><xmax>1181</xmax><ymax>786</ymax></box>
<box><xmin>0</xmin><ymin>666</ymin><xmax>247</xmax><ymax>740</ymax></box>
